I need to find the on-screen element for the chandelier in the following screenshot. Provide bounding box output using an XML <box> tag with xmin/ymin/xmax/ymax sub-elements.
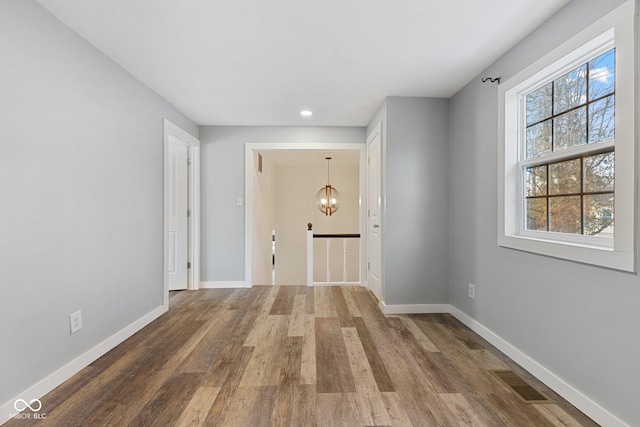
<box><xmin>315</xmin><ymin>157</ymin><xmax>339</xmax><ymax>216</ymax></box>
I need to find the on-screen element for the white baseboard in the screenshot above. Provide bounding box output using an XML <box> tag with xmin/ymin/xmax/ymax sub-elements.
<box><xmin>449</xmin><ymin>305</ymin><xmax>629</xmax><ymax>427</ymax></box>
<box><xmin>0</xmin><ymin>305</ymin><xmax>167</xmax><ymax>425</ymax></box>
<box><xmin>381</xmin><ymin>302</ymin><xmax>450</xmax><ymax>314</ymax></box>
<box><xmin>199</xmin><ymin>281</ymin><xmax>248</xmax><ymax>289</ymax></box>
<box><xmin>0</xmin><ymin>297</ymin><xmax>627</xmax><ymax>427</ymax></box>
<box><xmin>312</xmin><ymin>282</ymin><xmax>362</xmax><ymax>287</ymax></box>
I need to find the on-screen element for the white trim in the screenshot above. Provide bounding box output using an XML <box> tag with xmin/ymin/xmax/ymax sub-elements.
<box><xmin>381</xmin><ymin>303</ymin><xmax>449</xmax><ymax>314</ymax></box>
<box><xmin>0</xmin><ymin>296</ymin><xmax>629</xmax><ymax>426</ymax></box>
<box><xmin>379</xmin><ymin>301</ymin><xmax>631</xmax><ymax>425</ymax></box>
<box><xmin>498</xmin><ymin>3</ymin><xmax>636</xmax><ymax>272</ymax></box>
<box><xmin>312</xmin><ymin>281</ymin><xmax>363</xmax><ymax>287</ymax></box>
<box><xmin>366</xmin><ymin>122</ymin><xmax>384</xmax><ymax>301</ymax></box>
<box><xmin>0</xmin><ymin>305</ymin><xmax>166</xmax><ymax>425</ymax></box>
<box><xmin>199</xmin><ymin>281</ymin><xmax>249</xmax><ymax>289</ymax></box>
<box><xmin>163</xmin><ymin>119</ymin><xmax>201</xmax><ymax>305</ymax></box>
<box><xmin>449</xmin><ymin>306</ymin><xmax>631</xmax><ymax>427</ymax></box>
<box><xmin>244</xmin><ymin>142</ymin><xmax>367</xmax><ymax>288</ymax></box>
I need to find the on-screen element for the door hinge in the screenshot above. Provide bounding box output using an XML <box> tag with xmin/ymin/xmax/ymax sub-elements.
<box><xmin>187</xmin><ymin>262</ymin><xmax>191</xmax><ymax>269</ymax></box>
<box><xmin>367</xmin><ymin>262</ymin><xmax>370</xmax><ymax>271</ymax></box>
<box><xmin>367</xmin><ymin>209</ymin><xmax>370</xmax><ymax>217</ymax></box>
<box><xmin>187</xmin><ymin>210</ymin><xmax>191</xmax><ymax>217</ymax></box>
<box><xmin>368</xmin><ymin>156</ymin><xmax>370</xmax><ymax>165</ymax></box>
<box><xmin>187</xmin><ymin>158</ymin><xmax>192</xmax><ymax>166</ymax></box>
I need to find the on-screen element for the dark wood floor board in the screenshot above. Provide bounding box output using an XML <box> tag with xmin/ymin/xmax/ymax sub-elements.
<box><xmin>270</xmin><ymin>337</ymin><xmax>310</xmax><ymax>425</ymax></box>
<box><xmin>351</xmin><ymin>287</ymin><xmax>389</xmax><ymax>329</ymax></box>
<box><xmin>240</xmin><ymin>315</ymin><xmax>291</xmax><ymax>387</ymax></box>
<box><xmin>341</xmin><ymin>287</ymin><xmax>363</xmax><ymax>317</ymax></box>
<box><xmin>380</xmin><ymin>392</ymin><xmax>413</xmax><ymax>427</ymax></box>
<box><xmin>271</xmin><ymin>384</ymin><xmax>316</xmax><ymax>427</ymax></box>
<box><xmin>304</xmin><ymin>285</ymin><xmax>315</xmax><ymax>314</ymax></box>
<box><xmin>300</xmin><ymin>314</ymin><xmax>316</xmax><ymax>385</ymax></box>
<box><xmin>3</xmin><ymin>365</ymin><xmax>101</xmax><ymax>427</ymax></box>
<box><xmin>241</xmin><ymin>286</ymin><xmax>281</xmax><ymax>346</ymax></box>
<box><xmin>209</xmin><ymin>286</ymin><xmax>272</xmax><ymax>366</ymax></box>
<box><xmin>386</xmin><ymin>317</ymin><xmax>458</xmax><ymax>394</ymax></box>
<box><xmin>223</xmin><ymin>287</ymin><xmax>263</xmax><ymax>311</ymax></box>
<box><xmin>437</xmin><ymin>392</ymin><xmax>491</xmax><ymax>427</ymax></box>
<box><xmin>79</xmin><ymin>401</ymin><xmax>123</xmax><ymax>427</ymax></box>
<box><xmin>174</xmin><ymin>385</ymin><xmax>221</xmax><ymax>426</ymax></box>
<box><xmin>179</xmin><ymin>308</ymin><xmax>240</xmax><ymax>373</ymax></box>
<box><xmin>315</xmin><ymin>317</ymin><xmax>356</xmax><ymax>393</ymax></box>
<box><xmin>352</xmin><ymin>317</ymin><xmax>395</xmax><ymax>393</ymax></box>
<box><xmin>534</xmin><ymin>404</ymin><xmax>587</xmax><ymax>427</ymax></box>
<box><xmin>409</xmin><ymin>314</ymin><xmax>472</xmax><ymax>354</ymax></box>
<box><xmin>128</xmin><ymin>372</ymin><xmax>202</xmax><ymax>427</ymax></box>
<box><xmin>355</xmin><ymin>315</ymin><xmax>469</xmax><ymax>425</ymax></box>
<box><xmin>388</xmin><ymin>385</ymin><xmax>440</xmax><ymax>427</ymax></box>
<box><xmin>216</xmin><ymin>386</ymin><xmax>278</xmax><ymax>427</ymax></box>
<box><xmin>203</xmin><ymin>337</ymin><xmax>255</xmax><ymax>388</ymax></box>
<box><xmin>135</xmin><ymin>308</ymin><xmax>206</xmax><ymax>355</ymax></box>
<box><xmin>202</xmin><ymin>346</ymin><xmax>255</xmax><ymax>425</ymax></box>
<box><xmin>331</xmin><ymin>287</ymin><xmax>355</xmax><ymax>327</ymax></box>
<box><xmin>316</xmin><ymin>393</ymin><xmax>365</xmax><ymax>427</ymax></box>
<box><xmin>287</xmin><ymin>294</ymin><xmax>307</xmax><ymax>337</ymax></box>
<box><xmin>17</xmin><ymin>346</ymin><xmax>153</xmax><ymax>426</ymax></box>
<box><xmin>99</xmin><ymin>324</ymin><xmax>215</xmax><ymax>426</ymax></box>
<box><xmin>409</xmin><ymin>316</ymin><xmax>510</xmax><ymax>395</ymax></box>
<box><xmin>279</xmin><ymin>336</ymin><xmax>303</xmax><ymax>386</ymax></box>
<box><xmin>410</xmin><ymin>315</ymin><xmax>599</xmax><ymax>427</ymax></box>
<box><xmin>95</xmin><ymin>307</ymin><xmax>187</xmax><ymax>355</ymax></box>
<box><xmin>436</xmin><ymin>314</ymin><xmax>488</xmax><ymax>350</ymax></box>
<box><xmin>458</xmin><ymin>390</ymin><xmax>511</xmax><ymax>427</ymax></box>
<box><xmin>398</xmin><ymin>315</ymin><xmax>439</xmax><ymax>352</ymax></box>
<box><xmin>363</xmin><ymin>317</ymin><xmax>449</xmax><ymax>399</ymax></box>
<box><xmin>269</xmin><ymin>285</ymin><xmax>298</xmax><ymax>315</ymax></box>
<box><xmin>13</xmin><ymin>286</ymin><xmax>596</xmax><ymax>427</ymax></box>
<box><xmin>485</xmin><ymin>392</ymin><xmax>556</xmax><ymax>427</ymax></box>
<box><xmin>342</xmin><ymin>327</ymin><xmax>393</xmax><ymax>425</ymax></box>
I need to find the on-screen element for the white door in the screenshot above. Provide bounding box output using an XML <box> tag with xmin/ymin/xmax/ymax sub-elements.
<box><xmin>367</xmin><ymin>124</ymin><xmax>383</xmax><ymax>301</ymax></box>
<box><xmin>168</xmin><ymin>138</ymin><xmax>189</xmax><ymax>291</ymax></box>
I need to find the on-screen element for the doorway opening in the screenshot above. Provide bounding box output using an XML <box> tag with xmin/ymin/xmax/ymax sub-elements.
<box><xmin>244</xmin><ymin>143</ymin><xmax>367</xmax><ymax>288</ymax></box>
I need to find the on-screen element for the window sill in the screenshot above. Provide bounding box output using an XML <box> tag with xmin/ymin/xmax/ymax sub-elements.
<box><xmin>498</xmin><ymin>233</ymin><xmax>635</xmax><ymax>272</ymax></box>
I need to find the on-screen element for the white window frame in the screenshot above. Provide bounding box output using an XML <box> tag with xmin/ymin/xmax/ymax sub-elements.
<box><xmin>498</xmin><ymin>2</ymin><xmax>636</xmax><ymax>272</ymax></box>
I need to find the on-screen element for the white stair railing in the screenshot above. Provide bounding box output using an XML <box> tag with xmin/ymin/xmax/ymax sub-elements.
<box><xmin>306</xmin><ymin>223</ymin><xmax>360</xmax><ymax>286</ymax></box>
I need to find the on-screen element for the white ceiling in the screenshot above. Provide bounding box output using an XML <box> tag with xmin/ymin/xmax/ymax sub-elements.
<box><xmin>37</xmin><ymin>0</ymin><xmax>570</xmax><ymax>127</ymax></box>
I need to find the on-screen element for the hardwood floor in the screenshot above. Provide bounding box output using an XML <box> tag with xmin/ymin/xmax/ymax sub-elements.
<box><xmin>5</xmin><ymin>286</ymin><xmax>598</xmax><ymax>426</ymax></box>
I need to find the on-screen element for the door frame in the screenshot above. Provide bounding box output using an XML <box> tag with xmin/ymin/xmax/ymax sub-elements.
<box><xmin>163</xmin><ymin>119</ymin><xmax>201</xmax><ymax>309</ymax></box>
<box><xmin>244</xmin><ymin>142</ymin><xmax>367</xmax><ymax>288</ymax></box>
<box><xmin>366</xmin><ymin>122</ymin><xmax>384</xmax><ymax>303</ymax></box>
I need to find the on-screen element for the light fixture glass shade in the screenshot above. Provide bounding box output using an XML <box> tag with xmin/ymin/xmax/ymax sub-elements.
<box><xmin>315</xmin><ymin>185</ymin><xmax>339</xmax><ymax>216</ymax></box>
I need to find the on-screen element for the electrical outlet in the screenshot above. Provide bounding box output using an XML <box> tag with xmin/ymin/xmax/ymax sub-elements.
<box><xmin>70</xmin><ymin>310</ymin><xmax>82</xmax><ymax>334</ymax></box>
<box><xmin>468</xmin><ymin>283</ymin><xmax>476</xmax><ymax>300</ymax></box>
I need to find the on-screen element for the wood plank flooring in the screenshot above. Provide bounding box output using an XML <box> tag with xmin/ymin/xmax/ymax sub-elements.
<box><xmin>4</xmin><ymin>286</ymin><xmax>599</xmax><ymax>427</ymax></box>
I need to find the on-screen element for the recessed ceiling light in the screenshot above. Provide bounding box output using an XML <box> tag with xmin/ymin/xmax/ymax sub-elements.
<box><xmin>300</xmin><ymin>110</ymin><xmax>312</xmax><ymax>117</ymax></box>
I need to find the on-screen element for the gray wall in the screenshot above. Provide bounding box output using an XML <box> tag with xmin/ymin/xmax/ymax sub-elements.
<box><xmin>448</xmin><ymin>0</ymin><xmax>639</xmax><ymax>424</ymax></box>
<box><xmin>367</xmin><ymin>97</ymin><xmax>450</xmax><ymax>306</ymax></box>
<box><xmin>199</xmin><ymin>126</ymin><xmax>365</xmax><ymax>282</ymax></box>
<box><xmin>0</xmin><ymin>0</ymin><xmax>198</xmax><ymax>405</ymax></box>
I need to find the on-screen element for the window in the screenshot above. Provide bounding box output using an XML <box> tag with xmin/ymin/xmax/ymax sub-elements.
<box><xmin>523</xmin><ymin>48</ymin><xmax>615</xmax><ymax>238</ymax></box>
<box><xmin>498</xmin><ymin>3</ymin><xmax>635</xmax><ymax>272</ymax></box>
